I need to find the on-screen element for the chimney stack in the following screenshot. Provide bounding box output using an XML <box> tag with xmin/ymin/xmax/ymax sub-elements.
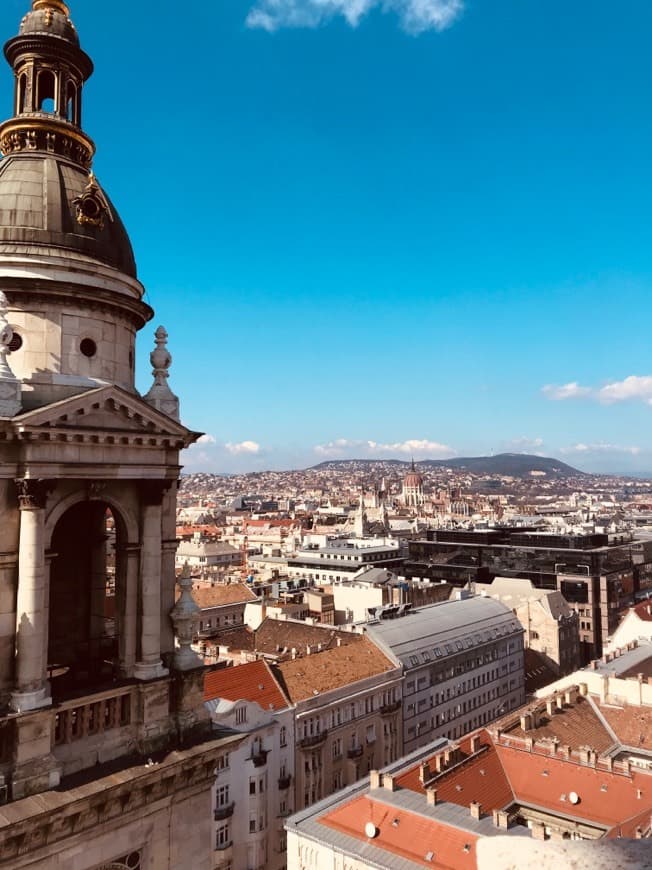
<box><xmin>470</xmin><ymin>801</ymin><xmax>482</xmax><ymax>820</ymax></box>
<box><xmin>426</xmin><ymin>788</ymin><xmax>438</xmax><ymax>806</ymax></box>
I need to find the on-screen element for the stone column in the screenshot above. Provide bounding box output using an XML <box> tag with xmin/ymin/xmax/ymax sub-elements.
<box><xmin>88</xmin><ymin>503</ymin><xmax>108</xmax><ymax>649</ymax></box>
<box><xmin>11</xmin><ymin>479</ymin><xmax>51</xmax><ymax>712</ymax></box>
<box><xmin>134</xmin><ymin>482</ymin><xmax>168</xmax><ymax>680</ymax></box>
<box><xmin>118</xmin><ymin>543</ymin><xmax>140</xmax><ymax>678</ymax></box>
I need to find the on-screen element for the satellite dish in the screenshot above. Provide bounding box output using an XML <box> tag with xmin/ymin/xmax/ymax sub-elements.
<box><xmin>569</xmin><ymin>791</ymin><xmax>580</xmax><ymax>805</ymax></box>
<box><xmin>365</xmin><ymin>822</ymin><xmax>379</xmax><ymax>839</ymax></box>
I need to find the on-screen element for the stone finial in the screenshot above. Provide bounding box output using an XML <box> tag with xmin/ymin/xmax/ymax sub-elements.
<box><xmin>0</xmin><ymin>293</ymin><xmax>21</xmax><ymax>417</ymax></box>
<box><xmin>143</xmin><ymin>325</ymin><xmax>180</xmax><ymax>421</ymax></box>
<box><xmin>169</xmin><ymin>562</ymin><xmax>202</xmax><ymax>670</ymax></box>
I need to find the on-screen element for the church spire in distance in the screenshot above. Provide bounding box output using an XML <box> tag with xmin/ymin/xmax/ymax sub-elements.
<box><xmin>0</xmin><ymin>0</ymin><xmax>95</xmax><ymax>168</ymax></box>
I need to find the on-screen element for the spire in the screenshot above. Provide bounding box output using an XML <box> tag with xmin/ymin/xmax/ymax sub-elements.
<box><xmin>0</xmin><ymin>0</ymin><xmax>95</xmax><ymax>168</ymax></box>
<box><xmin>411</xmin><ymin>457</ymin><xmax>416</xmax><ymax>472</ymax></box>
<box><xmin>144</xmin><ymin>326</ymin><xmax>181</xmax><ymax>421</ymax></box>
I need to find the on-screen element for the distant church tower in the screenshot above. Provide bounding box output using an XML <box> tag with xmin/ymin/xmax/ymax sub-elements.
<box><xmin>402</xmin><ymin>459</ymin><xmax>424</xmax><ymax>507</ymax></box>
<box><xmin>0</xmin><ymin>4</ymin><xmax>231</xmax><ymax>867</ymax></box>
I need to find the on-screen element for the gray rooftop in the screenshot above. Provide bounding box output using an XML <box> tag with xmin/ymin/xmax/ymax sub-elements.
<box><xmin>367</xmin><ymin>597</ymin><xmax>521</xmax><ymax>669</ymax></box>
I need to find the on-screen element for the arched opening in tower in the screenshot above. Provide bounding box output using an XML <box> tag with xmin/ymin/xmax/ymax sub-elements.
<box><xmin>48</xmin><ymin>501</ymin><xmax>124</xmax><ymax>698</ymax></box>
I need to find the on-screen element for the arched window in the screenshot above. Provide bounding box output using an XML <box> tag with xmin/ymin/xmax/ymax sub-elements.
<box><xmin>37</xmin><ymin>69</ymin><xmax>56</xmax><ymax>113</ymax></box>
<box><xmin>17</xmin><ymin>73</ymin><xmax>27</xmax><ymax>114</ymax></box>
<box><xmin>66</xmin><ymin>80</ymin><xmax>76</xmax><ymax>123</ymax></box>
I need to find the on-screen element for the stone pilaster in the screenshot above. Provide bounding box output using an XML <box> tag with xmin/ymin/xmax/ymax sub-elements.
<box><xmin>134</xmin><ymin>481</ymin><xmax>168</xmax><ymax>681</ymax></box>
<box><xmin>11</xmin><ymin>479</ymin><xmax>51</xmax><ymax>713</ymax></box>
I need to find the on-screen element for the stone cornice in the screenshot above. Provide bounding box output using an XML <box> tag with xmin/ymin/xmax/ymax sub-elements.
<box><xmin>0</xmin><ymin>734</ymin><xmax>243</xmax><ymax>866</ymax></box>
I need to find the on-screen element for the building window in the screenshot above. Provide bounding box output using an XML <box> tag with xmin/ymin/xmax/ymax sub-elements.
<box><xmin>280</xmin><ymin>726</ymin><xmax>287</xmax><ymax>747</ymax></box>
<box><xmin>216</xmin><ymin>824</ymin><xmax>230</xmax><ymax>848</ymax></box>
<box><xmin>216</xmin><ymin>785</ymin><xmax>230</xmax><ymax>807</ymax></box>
<box><xmin>235</xmin><ymin>706</ymin><xmax>247</xmax><ymax>725</ymax></box>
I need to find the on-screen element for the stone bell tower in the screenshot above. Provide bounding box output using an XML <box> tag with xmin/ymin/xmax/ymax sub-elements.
<box><xmin>0</xmin><ymin>5</ymin><xmax>235</xmax><ymax>868</ymax></box>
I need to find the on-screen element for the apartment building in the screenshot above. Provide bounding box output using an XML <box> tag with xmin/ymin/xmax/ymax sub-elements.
<box><xmin>204</xmin><ymin>660</ymin><xmax>294</xmax><ymax>870</ymax></box>
<box><xmin>368</xmin><ymin>597</ymin><xmax>525</xmax><ymax>753</ymax></box>
<box><xmin>287</xmin><ymin>537</ymin><xmax>403</xmax><ymax>585</ymax></box>
<box><xmin>473</xmin><ymin>577</ymin><xmax>581</xmax><ymax>675</ymax></box>
<box><xmin>273</xmin><ymin>637</ymin><xmax>403</xmax><ymax>811</ymax></box>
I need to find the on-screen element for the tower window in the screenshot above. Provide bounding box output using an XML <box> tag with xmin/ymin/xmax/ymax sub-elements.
<box><xmin>17</xmin><ymin>73</ymin><xmax>27</xmax><ymax>114</ymax></box>
<box><xmin>66</xmin><ymin>81</ymin><xmax>77</xmax><ymax>123</ymax></box>
<box><xmin>80</xmin><ymin>338</ymin><xmax>97</xmax><ymax>358</ymax></box>
<box><xmin>8</xmin><ymin>332</ymin><xmax>22</xmax><ymax>352</ymax></box>
<box><xmin>37</xmin><ymin>70</ymin><xmax>56</xmax><ymax>113</ymax></box>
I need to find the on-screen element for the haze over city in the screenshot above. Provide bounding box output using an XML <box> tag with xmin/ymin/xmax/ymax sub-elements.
<box><xmin>3</xmin><ymin>0</ymin><xmax>652</xmax><ymax>476</ymax></box>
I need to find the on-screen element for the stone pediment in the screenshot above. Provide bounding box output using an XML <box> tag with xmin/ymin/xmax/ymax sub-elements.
<box><xmin>9</xmin><ymin>385</ymin><xmax>200</xmax><ymax>449</ymax></box>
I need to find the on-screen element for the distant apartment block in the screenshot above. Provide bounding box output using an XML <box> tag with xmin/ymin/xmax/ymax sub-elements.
<box><xmin>367</xmin><ymin>597</ymin><xmax>526</xmax><ymax>754</ymax></box>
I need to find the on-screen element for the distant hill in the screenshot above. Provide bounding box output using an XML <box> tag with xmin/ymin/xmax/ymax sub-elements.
<box><xmin>311</xmin><ymin>453</ymin><xmax>584</xmax><ymax>478</ymax></box>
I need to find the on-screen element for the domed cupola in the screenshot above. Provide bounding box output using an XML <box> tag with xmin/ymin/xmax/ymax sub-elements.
<box><xmin>0</xmin><ymin>1</ymin><xmax>152</xmax><ymax>410</ymax></box>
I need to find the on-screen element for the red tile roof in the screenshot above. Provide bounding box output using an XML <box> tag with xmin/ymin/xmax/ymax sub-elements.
<box><xmin>597</xmin><ymin>700</ymin><xmax>652</xmax><ymax>751</ymax></box>
<box><xmin>204</xmin><ymin>660</ymin><xmax>289</xmax><ymax>711</ymax></box>
<box><xmin>495</xmin><ymin>742</ymin><xmax>647</xmax><ymax>830</ymax></box>
<box><xmin>504</xmin><ymin>695</ymin><xmax>613</xmax><ymax>754</ymax></box>
<box><xmin>181</xmin><ymin>582</ymin><xmax>257</xmax><ymax>608</ymax></box>
<box><xmin>633</xmin><ymin>600</ymin><xmax>652</xmax><ymax>622</ymax></box>
<box><xmin>319</xmin><ymin>794</ymin><xmax>478</xmax><ymax>870</ymax></box>
<box><xmin>395</xmin><ymin>731</ymin><xmax>514</xmax><ymax>813</ymax></box>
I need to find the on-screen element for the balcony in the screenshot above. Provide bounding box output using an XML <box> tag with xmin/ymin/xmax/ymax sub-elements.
<box><xmin>347</xmin><ymin>745</ymin><xmax>363</xmax><ymax>759</ymax></box>
<box><xmin>380</xmin><ymin>700</ymin><xmax>401</xmax><ymax>716</ymax></box>
<box><xmin>278</xmin><ymin>774</ymin><xmax>292</xmax><ymax>790</ymax></box>
<box><xmin>252</xmin><ymin>749</ymin><xmax>269</xmax><ymax>768</ymax></box>
<box><xmin>214</xmin><ymin>802</ymin><xmax>235</xmax><ymax>821</ymax></box>
<box><xmin>299</xmin><ymin>730</ymin><xmax>328</xmax><ymax>750</ymax></box>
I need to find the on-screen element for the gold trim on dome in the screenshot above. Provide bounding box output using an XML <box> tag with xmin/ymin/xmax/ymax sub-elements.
<box><xmin>32</xmin><ymin>1</ymin><xmax>70</xmax><ymax>15</ymax></box>
<box><xmin>0</xmin><ymin>116</ymin><xmax>95</xmax><ymax>167</ymax></box>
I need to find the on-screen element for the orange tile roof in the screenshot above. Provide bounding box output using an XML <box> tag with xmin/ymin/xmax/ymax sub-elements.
<box><xmin>180</xmin><ymin>583</ymin><xmax>257</xmax><ymax>608</ymax></box>
<box><xmin>633</xmin><ymin>600</ymin><xmax>652</xmax><ymax>622</ymax></box>
<box><xmin>596</xmin><ymin>700</ymin><xmax>652</xmax><ymax>751</ymax></box>
<box><xmin>319</xmin><ymin>794</ymin><xmax>478</xmax><ymax>870</ymax></box>
<box><xmin>395</xmin><ymin>732</ymin><xmax>514</xmax><ymax>813</ymax></box>
<box><xmin>273</xmin><ymin>637</ymin><xmax>395</xmax><ymax>702</ymax></box>
<box><xmin>504</xmin><ymin>696</ymin><xmax>613</xmax><ymax>754</ymax></box>
<box><xmin>204</xmin><ymin>660</ymin><xmax>289</xmax><ymax>711</ymax></box>
<box><xmin>495</xmin><ymin>742</ymin><xmax>647</xmax><ymax>829</ymax></box>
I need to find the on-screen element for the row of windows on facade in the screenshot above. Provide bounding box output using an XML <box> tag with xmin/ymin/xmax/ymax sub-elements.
<box><xmin>406</xmin><ymin>678</ymin><xmax>521</xmax><ymax>721</ymax></box>
<box><xmin>406</xmin><ymin>658</ymin><xmax>521</xmax><ymax>701</ymax></box>
<box><xmin>300</xmin><ymin>688</ymin><xmax>398</xmax><ymax>738</ymax></box>
<box><xmin>199</xmin><ymin>612</ymin><xmax>242</xmax><ymax>632</ymax></box>
<box><xmin>406</xmin><ymin>694</ymin><xmax>521</xmax><ymax>742</ymax></box>
<box><xmin>407</xmin><ymin>631</ymin><xmax>521</xmax><ymax>668</ymax></box>
<box><xmin>405</xmin><ymin>640</ymin><xmax>523</xmax><ymax>690</ymax></box>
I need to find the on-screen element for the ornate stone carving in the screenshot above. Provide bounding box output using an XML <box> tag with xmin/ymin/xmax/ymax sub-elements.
<box><xmin>14</xmin><ymin>479</ymin><xmax>50</xmax><ymax>510</ymax></box>
<box><xmin>73</xmin><ymin>171</ymin><xmax>111</xmax><ymax>230</ymax></box>
<box><xmin>0</xmin><ymin>291</ymin><xmax>21</xmax><ymax>417</ymax></box>
<box><xmin>143</xmin><ymin>326</ymin><xmax>180</xmax><ymax>422</ymax></box>
<box><xmin>87</xmin><ymin>481</ymin><xmax>108</xmax><ymax>501</ymax></box>
<box><xmin>169</xmin><ymin>563</ymin><xmax>201</xmax><ymax>671</ymax></box>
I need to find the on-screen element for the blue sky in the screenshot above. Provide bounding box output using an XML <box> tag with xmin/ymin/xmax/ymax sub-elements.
<box><xmin>3</xmin><ymin>0</ymin><xmax>652</xmax><ymax>473</ymax></box>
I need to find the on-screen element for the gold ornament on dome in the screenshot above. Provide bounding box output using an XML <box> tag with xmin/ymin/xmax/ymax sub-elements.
<box><xmin>73</xmin><ymin>172</ymin><xmax>111</xmax><ymax>230</ymax></box>
<box><xmin>32</xmin><ymin>1</ymin><xmax>71</xmax><ymax>15</ymax></box>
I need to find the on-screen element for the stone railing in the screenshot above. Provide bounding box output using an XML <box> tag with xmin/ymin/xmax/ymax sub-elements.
<box><xmin>299</xmin><ymin>730</ymin><xmax>328</xmax><ymax>750</ymax></box>
<box><xmin>53</xmin><ymin>687</ymin><xmax>133</xmax><ymax>746</ymax></box>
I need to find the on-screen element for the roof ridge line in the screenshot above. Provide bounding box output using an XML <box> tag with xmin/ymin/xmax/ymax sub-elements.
<box><xmin>585</xmin><ymin>694</ymin><xmax>621</xmax><ymax>748</ymax></box>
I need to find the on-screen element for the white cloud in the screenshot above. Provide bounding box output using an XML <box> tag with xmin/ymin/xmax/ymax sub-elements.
<box><xmin>596</xmin><ymin>375</ymin><xmax>652</xmax><ymax>406</ymax></box>
<box><xmin>510</xmin><ymin>436</ymin><xmax>544</xmax><ymax>449</ymax></box>
<box><xmin>246</xmin><ymin>0</ymin><xmax>464</xmax><ymax>35</ymax></box>
<box><xmin>314</xmin><ymin>437</ymin><xmax>454</xmax><ymax>458</ymax></box>
<box><xmin>196</xmin><ymin>434</ymin><xmax>217</xmax><ymax>444</ymax></box>
<box><xmin>560</xmin><ymin>443</ymin><xmax>641</xmax><ymax>456</ymax></box>
<box><xmin>225</xmin><ymin>440</ymin><xmax>262</xmax><ymax>455</ymax></box>
<box><xmin>542</xmin><ymin>382</ymin><xmax>592</xmax><ymax>401</ymax></box>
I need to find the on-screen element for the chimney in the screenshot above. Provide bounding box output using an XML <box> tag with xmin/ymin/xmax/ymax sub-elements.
<box><xmin>635</xmin><ymin>827</ymin><xmax>644</xmax><ymax>840</ymax></box>
<box><xmin>306</xmin><ymin>645</ymin><xmax>311</xmax><ymax>655</ymax></box>
<box><xmin>470</xmin><ymin>734</ymin><xmax>481</xmax><ymax>753</ymax></box>
<box><xmin>291</xmin><ymin>647</ymin><xmax>297</xmax><ymax>660</ymax></box>
<box><xmin>337</xmin><ymin>638</ymin><xmax>342</xmax><ymax>647</ymax></box>
<box><xmin>579</xmin><ymin>683</ymin><xmax>588</xmax><ymax>697</ymax></box>
<box><xmin>493</xmin><ymin>809</ymin><xmax>509</xmax><ymax>829</ymax></box>
<box><xmin>546</xmin><ymin>699</ymin><xmax>555</xmax><ymax>718</ymax></box>
<box><xmin>470</xmin><ymin>801</ymin><xmax>482</xmax><ymax>820</ymax></box>
<box><xmin>520</xmin><ymin>713</ymin><xmax>533</xmax><ymax>732</ymax></box>
<box><xmin>434</xmin><ymin>755</ymin><xmax>443</xmax><ymax>773</ymax></box>
<box><xmin>419</xmin><ymin>762</ymin><xmax>432</xmax><ymax>785</ymax></box>
<box><xmin>426</xmin><ymin>788</ymin><xmax>438</xmax><ymax>806</ymax></box>
<box><xmin>369</xmin><ymin>770</ymin><xmax>382</xmax><ymax>789</ymax></box>
<box><xmin>590</xmin><ymin>660</ymin><xmax>598</xmax><ymax>670</ymax></box>
<box><xmin>556</xmin><ymin>694</ymin><xmax>564</xmax><ymax>711</ymax></box>
<box><xmin>383</xmin><ymin>774</ymin><xmax>396</xmax><ymax>792</ymax></box>
<box><xmin>531</xmin><ymin>821</ymin><xmax>546</xmax><ymax>841</ymax></box>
